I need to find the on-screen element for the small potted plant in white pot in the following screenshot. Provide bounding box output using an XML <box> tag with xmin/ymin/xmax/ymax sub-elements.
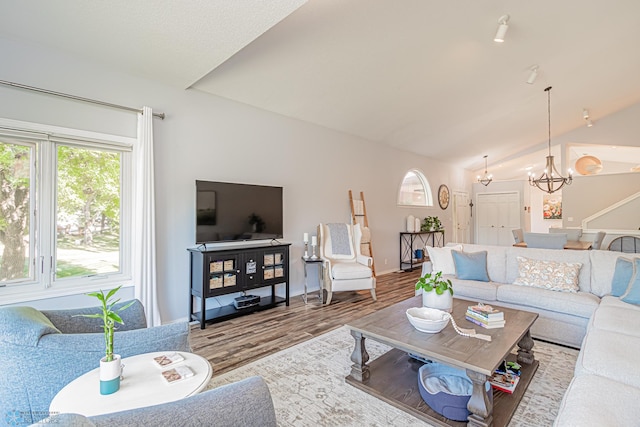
<box><xmin>421</xmin><ymin>216</ymin><xmax>442</xmax><ymax>232</ymax></box>
<box><xmin>415</xmin><ymin>271</ymin><xmax>453</xmax><ymax>312</ymax></box>
<box><xmin>77</xmin><ymin>285</ymin><xmax>134</xmax><ymax>395</ymax></box>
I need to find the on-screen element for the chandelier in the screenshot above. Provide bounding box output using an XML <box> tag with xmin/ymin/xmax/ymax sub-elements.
<box><xmin>477</xmin><ymin>155</ymin><xmax>493</xmax><ymax>186</ymax></box>
<box><xmin>528</xmin><ymin>86</ymin><xmax>573</xmax><ymax>194</ymax></box>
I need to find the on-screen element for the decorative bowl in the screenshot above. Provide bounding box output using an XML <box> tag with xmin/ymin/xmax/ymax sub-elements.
<box><xmin>406</xmin><ymin>307</ymin><xmax>450</xmax><ymax>333</ymax></box>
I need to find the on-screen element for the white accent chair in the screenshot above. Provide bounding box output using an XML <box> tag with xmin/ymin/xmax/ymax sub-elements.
<box><xmin>318</xmin><ymin>223</ymin><xmax>376</xmax><ymax>305</ymax></box>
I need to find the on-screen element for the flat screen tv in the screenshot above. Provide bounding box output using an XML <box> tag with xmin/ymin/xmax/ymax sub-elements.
<box><xmin>196</xmin><ymin>180</ymin><xmax>284</xmax><ymax>244</ymax></box>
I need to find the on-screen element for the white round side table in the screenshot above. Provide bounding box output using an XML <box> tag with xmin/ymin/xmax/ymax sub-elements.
<box><xmin>50</xmin><ymin>351</ymin><xmax>212</xmax><ymax>417</ymax></box>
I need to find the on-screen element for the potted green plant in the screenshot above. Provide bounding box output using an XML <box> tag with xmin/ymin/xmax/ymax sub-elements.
<box><xmin>77</xmin><ymin>285</ymin><xmax>134</xmax><ymax>395</ymax></box>
<box><xmin>431</xmin><ymin>216</ymin><xmax>442</xmax><ymax>231</ymax></box>
<box><xmin>415</xmin><ymin>271</ymin><xmax>453</xmax><ymax>312</ymax></box>
<box><xmin>421</xmin><ymin>216</ymin><xmax>442</xmax><ymax>232</ymax></box>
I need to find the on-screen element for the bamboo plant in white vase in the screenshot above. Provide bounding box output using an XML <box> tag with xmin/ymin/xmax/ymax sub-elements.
<box><xmin>77</xmin><ymin>285</ymin><xmax>134</xmax><ymax>395</ymax></box>
<box><xmin>415</xmin><ymin>271</ymin><xmax>453</xmax><ymax>312</ymax></box>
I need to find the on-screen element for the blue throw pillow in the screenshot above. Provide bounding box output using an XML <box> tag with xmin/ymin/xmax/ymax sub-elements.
<box><xmin>452</xmin><ymin>250</ymin><xmax>490</xmax><ymax>282</ymax></box>
<box><xmin>611</xmin><ymin>257</ymin><xmax>635</xmax><ymax>297</ymax></box>
<box><xmin>622</xmin><ymin>259</ymin><xmax>640</xmax><ymax>305</ymax></box>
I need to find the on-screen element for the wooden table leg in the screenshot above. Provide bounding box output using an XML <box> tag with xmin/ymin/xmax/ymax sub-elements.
<box><xmin>349</xmin><ymin>330</ymin><xmax>370</xmax><ymax>382</ymax></box>
<box><xmin>517</xmin><ymin>330</ymin><xmax>535</xmax><ymax>365</ymax></box>
<box><xmin>466</xmin><ymin>369</ymin><xmax>493</xmax><ymax>427</ymax></box>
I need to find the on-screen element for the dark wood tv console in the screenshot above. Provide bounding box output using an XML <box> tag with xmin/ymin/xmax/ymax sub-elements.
<box><xmin>188</xmin><ymin>242</ymin><xmax>290</xmax><ymax>329</ymax></box>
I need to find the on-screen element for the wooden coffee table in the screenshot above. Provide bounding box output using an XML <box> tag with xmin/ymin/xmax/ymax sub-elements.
<box><xmin>346</xmin><ymin>297</ymin><xmax>538</xmax><ymax>427</ymax></box>
<box><xmin>50</xmin><ymin>351</ymin><xmax>212</xmax><ymax>417</ymax></box>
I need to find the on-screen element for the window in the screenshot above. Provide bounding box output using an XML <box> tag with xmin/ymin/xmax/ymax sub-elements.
<box><xmin>0</xmin><ymin>140</ymin><xmax>34</xmax><ymax>283</ymax></box>
<box><xmin>398</xmin><ymin>169</ymin><xmax>433</xmax><ymax>206</ymax></box>
<box><xmin>0</xmin><ymin>122</ymin><xmax>133</xmax><ymax>302</ymax></box>
<box><xmin>55</xmin><ymin>145</ymin><xmax>122</xmax><ymax>279</ymax></box>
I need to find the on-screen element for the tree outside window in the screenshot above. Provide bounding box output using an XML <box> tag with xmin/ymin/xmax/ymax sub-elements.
<box><xmin>0</xmin><ymin>134</ymin><xmax>128</xmax><ymax>290</ymax></box>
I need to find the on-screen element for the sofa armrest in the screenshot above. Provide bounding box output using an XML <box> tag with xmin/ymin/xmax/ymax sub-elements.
<box><xmin>88</xmin><ymin>376</ymin><xmax>277</xmax><ymax>427</ymax></box>
<box><xmin>421</xmin><ymin>261</ymin><xmax>433</xmax><ymax>276</ymax></box>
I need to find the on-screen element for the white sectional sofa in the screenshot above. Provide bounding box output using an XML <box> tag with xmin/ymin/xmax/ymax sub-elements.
<box><xmin>420</xmin><ymin>243</ymin><xmax>640</xmax><ymax>426</ymax></box>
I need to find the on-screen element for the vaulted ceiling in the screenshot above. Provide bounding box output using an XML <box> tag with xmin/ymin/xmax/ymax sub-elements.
<box><xmin>2</xmin><ymin>0</ymin><xmax>640</xmax><ymax>179</ymax></box>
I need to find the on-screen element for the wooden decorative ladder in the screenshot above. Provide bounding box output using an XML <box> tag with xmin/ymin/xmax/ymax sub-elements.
<box><xmin>349</xmin><ymin>190</ymin><xmax>376</xmax><ymax>277</ymax></box>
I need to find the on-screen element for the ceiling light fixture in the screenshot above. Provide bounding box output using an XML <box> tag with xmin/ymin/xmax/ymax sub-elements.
<box><xmin>526</xmin><ymin>65</ymin><xmax>539</xmax><ymax>84</ymax></box>
<box><xmin>583</xmin><ymin>109</ymin><xmax>593</xmax><ymax>127</ymax></box>
<box><xmin>477</xmin><ymin>155</ymin><xmax>493</xmax><ymax>186</ymax></box>
<box><xmin>528</xmin><ymin>86</ymin><xmax>573</xmax><ymax>194</ymax></box>
<box><xmin>494</xmin><ymin>15</ymin><xmax>510</xmax><ymax>42</ymax></box>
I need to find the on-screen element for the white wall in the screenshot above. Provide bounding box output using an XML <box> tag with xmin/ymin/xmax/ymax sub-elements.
<box><xmin>0</xmin><ymin>38</ymin><xmax>471</xmax><ymax>323</ymax></box>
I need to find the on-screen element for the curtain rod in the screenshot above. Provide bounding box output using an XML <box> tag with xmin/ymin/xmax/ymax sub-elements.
<box><xmin>0</xmin><ymin>79</ymin><xmax>165</xmax><ymax>120</ymax></box>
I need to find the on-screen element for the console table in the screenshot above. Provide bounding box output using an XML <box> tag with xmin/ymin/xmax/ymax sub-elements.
<box><xmin>400</xmin><ymin>231</ymin><xmax>445</xmax><ymax>271</ymax></box>
<box><xmin>188</xmin><ymin>243</ymin><xmax>290</xmax><ymax>329</ymax></box>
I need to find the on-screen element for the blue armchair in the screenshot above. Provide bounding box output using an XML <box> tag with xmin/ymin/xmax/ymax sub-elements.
<box><xmin>0</xmin><ymin>300</ymin><xmax>190</xmax><ymax>425</ymax></box>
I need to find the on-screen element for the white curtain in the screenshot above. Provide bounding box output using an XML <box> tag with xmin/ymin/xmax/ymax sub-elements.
<box><xmin>133</xmin><ymin>106</ymin><xmax>161</xmax><ymax>326</ymax></box>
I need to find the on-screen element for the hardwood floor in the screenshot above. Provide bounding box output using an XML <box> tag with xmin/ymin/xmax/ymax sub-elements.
<box><xmin>190</xmin><ymin>269</ymin><xmax>421</xmax><ymax>376</ymax></box>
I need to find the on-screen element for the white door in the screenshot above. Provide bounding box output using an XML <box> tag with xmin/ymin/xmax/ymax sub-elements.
<box><xmin>452</xmin><ymin>192</ymin><xmax>471</xmax><ymax>243</ymax></box>
<box><xmin>477</xmin><ymin>194</ymin><xmax>499</xmax><ymax>245</ymax></box>
<box><xmin>476</xmin><ymin>192</ymin><xmax>521</xmax><ymax>246</ymax></box>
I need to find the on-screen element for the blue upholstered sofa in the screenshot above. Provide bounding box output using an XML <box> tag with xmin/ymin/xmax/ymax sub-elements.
<box><xmin>0</xmin><ymin>300</ymin><xmax>277</xmax><ymax>427</ymax></box>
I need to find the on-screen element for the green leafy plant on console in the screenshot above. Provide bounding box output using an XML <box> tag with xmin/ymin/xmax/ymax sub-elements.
<box><xmin>421</xmin><ymin>216</ymin><xmax>442</xmax><ymax>231</ymax></box>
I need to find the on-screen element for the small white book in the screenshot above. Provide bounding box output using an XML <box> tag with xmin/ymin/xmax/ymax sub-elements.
<box><xmin>161</xmin><ymin>365</ymin><xmax>194</xmax><ymax>384</ymax></box>
<box><xmin>153</xmin><ymin>352</ymin><xmax>185</xmax><ymax>368</ymax></box>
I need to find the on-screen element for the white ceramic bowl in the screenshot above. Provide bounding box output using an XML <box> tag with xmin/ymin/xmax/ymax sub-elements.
<box><xmin>406</xmin><ymin>307</ymin><xmax>450</xmax><ymax>333</ymax></box>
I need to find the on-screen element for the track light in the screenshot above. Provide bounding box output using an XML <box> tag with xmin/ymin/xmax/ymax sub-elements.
<box><xmin>494</xmin><ymin>15</ymin><xmax>510</xmax><ymax>42</ymax></box>
<box><xmin>583</xmin><ymin>109</ymin><xmax>593</xmax><ymax>127</ymax></box>
<box><xmin>526</xmin><ymin>66</ymin><xmax>539</xmax><ymax>84</ymax></box>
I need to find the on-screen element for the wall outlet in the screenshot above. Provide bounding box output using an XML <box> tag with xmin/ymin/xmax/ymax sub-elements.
<box><xmin>384</xmin><ymin>258</ymin><xmax>388</xmax><ymax>265</ymax></box>
<box><xmin>567</xmin><ymin>217</ymin><xmax>574</xmax><ymax>222</ymax></box>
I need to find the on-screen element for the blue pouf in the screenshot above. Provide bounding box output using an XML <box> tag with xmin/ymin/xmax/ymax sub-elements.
<box><xmin>418</xmin><ymin>362</ymin><xmax>491</xmax><ymax>422</ymax></box>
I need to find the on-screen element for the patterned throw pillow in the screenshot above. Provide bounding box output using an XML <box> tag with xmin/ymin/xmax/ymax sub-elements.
<box><xmin>513</xmin><ymin>256</ymin><xmax>582</xmax><ymax>292</ymax></box>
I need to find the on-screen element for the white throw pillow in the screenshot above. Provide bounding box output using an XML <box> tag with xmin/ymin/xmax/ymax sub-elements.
<box><xmin>513</xmin><ymin>256</ymin><xmax>582</xmax><ymax>292</ymax></box>
<box><xmin>426</xmin><ymin>245</ymin><xmax>463</xmax><ymax>275</ymax></box>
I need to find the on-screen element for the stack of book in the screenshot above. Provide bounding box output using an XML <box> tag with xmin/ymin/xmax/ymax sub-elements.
<box><xmin>465</xmin><ymin>304</ymin><xmax>505</xmax><ymax>329</ymax></box>
<box><xmin>489</xmin><ymin>360</ymin><xmax>521</xmax><ymax>394</ymax></box>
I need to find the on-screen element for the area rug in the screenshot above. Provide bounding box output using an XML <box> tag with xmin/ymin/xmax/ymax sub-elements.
<box><xmin>207</xmin><ymin>326</ymin><xmax>578</xmax><ymax>426</ymax></box>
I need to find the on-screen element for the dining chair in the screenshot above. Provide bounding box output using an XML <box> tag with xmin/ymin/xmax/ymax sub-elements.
<box><xmin>608</xmin><ymin>235</ymin><xmax>640</xmax><ymax>253</ymax></box>
<box><xmin>592</xmin><ymin>231</ymin><xmax>606</xmax><ymax>250</ymax></box>
<box><xmin>512</xmin><ymin>229</ymin><xmax>524</xmax><ymax>244</ymax></box>
<box><xmin>523</xmin><ymin>232</ymin><xmax>567</xmax><ymax>250</ymax></box>
<box><xmin>549</xmin><ymin>227</ymin><xmax>582</xmax><ymax>241</ymax></box>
